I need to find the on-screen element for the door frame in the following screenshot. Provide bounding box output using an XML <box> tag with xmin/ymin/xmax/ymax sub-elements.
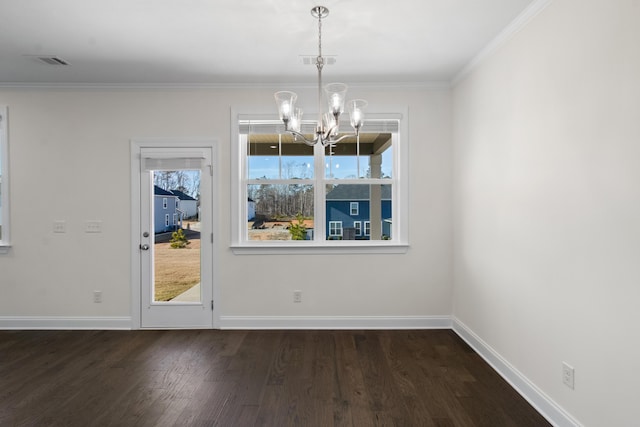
<box><xmin>130</xmin><ymin>138</ymin><xmax>219</xmax><ymax>329</ymax></box>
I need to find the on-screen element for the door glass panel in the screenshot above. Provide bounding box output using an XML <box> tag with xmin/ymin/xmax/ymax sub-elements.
<box><xmin>152</xmin><ymin>170</ymin><xmax>201</xmax><ymax>303</ymax></box>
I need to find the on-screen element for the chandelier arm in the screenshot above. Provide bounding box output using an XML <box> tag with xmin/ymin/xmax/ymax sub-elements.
<box><xmin>323</xmin><ymin>132</ymin><xmax>360</xmax><ymax>146</ymax></box>
<box><xmin>286</xmin><ymin>130</ymin><xmax>320</xmax><ymax>147</ymax></box>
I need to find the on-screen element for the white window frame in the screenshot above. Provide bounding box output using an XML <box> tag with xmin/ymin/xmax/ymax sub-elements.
<box><xmin>165</xmin><ymin>214</ymin><xmax>170</xmax><ymax>227</ymax></box>
<box><xmin>162</xmin><ymin>198</ymin><xmax>168</xmax><ymax>209</ymax></box>
<box><xmin>173</xmin><ymin>213</ymin><xmax>178</xmax><ymax>225</ymax></box>
<box><xmin>230</xmin><ymin>107</ymin><xmax>409</xmax><ymax>254</ymax></box>
<box><xmin>0</xmin><ymin>106</ymin><xmax>9</xmax><ymax>253</ymax></box>
<box><xmin>175</xmin><ymin>199</ymin><xmax>179</xmax><ymax>209</ymax></box>
<box><xmin>350</xmin><ymin>202</ymin><xmax>359</xmax><ymax>216</ymax></box>
<box><xmin>329</xmin><ymin>221</ymin><xmax>343</xmax><ymax>237</ymax></box>
<box><xmin>364</xmin><ymin>221</ymin><xmax>371</xmax><ymax>236</ymax></box>
<box><xmin>354</xmin><ymin>221</ymin><xmax>362</xmax><ymax>236</ymax></box>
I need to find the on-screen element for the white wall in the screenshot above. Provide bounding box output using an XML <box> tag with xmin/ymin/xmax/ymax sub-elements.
<box><xmin>0</xmin><ymin>85</ymin><xmax>452</xmax><ymax>325</ymax></box>
<box><xmin>452</xmin><ymin>1</ymin><xmax>640</xmax><ymax>426</ymax></box>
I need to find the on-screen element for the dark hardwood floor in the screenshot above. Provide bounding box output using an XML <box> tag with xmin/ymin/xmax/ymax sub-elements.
<box><xmin>0</xmin><ymin>329</ymin><xmax>551</xmax><ymax>426</ymax></box>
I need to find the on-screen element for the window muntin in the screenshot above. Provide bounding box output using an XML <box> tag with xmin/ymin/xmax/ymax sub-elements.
<box><xmin>350</xmin><ymin>202</ymin><xmax>359</xmax><ymax>216</ymax></box>
<box><xmin>329</xmin><ymin>221</ymin><xmax>343</xmax><ymax>238</ymax></box>
<box><xmin>233</xmin><ymin>112</ymin><xmax>406</xmax><ymax>251</ymax></box>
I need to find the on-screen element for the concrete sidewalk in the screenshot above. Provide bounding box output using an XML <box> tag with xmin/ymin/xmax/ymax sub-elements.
<box><xmin>171</xmin><ymin>283</ymin><xmax>201</xmax><ymax>302</ymax></box>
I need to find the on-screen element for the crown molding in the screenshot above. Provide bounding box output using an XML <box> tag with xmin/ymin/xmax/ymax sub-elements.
<box><xmin>451</xmin><ymin>0</ymin><xmax>554</xmax><ymax>87</ymax></box>
<box><xmin>0</xmin><ymin>80</ymin><xmax>450</xmax><ymax>91</ymax></box>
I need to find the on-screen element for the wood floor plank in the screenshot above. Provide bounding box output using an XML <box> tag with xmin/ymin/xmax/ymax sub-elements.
<box><xmin>0</xmin><ymin>330</ymin><xmax>552</xmax><ymax>427</ymax></box>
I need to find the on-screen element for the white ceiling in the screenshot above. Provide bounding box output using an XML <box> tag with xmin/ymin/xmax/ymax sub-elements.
<box><xmin>0</xmin><ymin>0</ymin><xmax>535</xmax><ymax>86</ymax></box>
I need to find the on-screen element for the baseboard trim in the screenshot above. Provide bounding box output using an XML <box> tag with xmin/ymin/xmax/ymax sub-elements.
<box><xmin>451</xmin><ymin>317</ymin><xmax>581</xmax><ymax>427</ymax></box>
<box><xmin>218</xmin><ymin>315</ymin><xmax>451</xmax><ymax>330</ymax></box>
<box><xmin>0</xmin><ymin>316</ymin><xmax>133</xmax><ymax>330</ymax></box>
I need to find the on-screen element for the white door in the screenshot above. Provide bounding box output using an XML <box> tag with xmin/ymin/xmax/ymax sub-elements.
<box><xmin>134</xmin><ymin>142</ymin><xmax>215</xmax><ymax>328</ymax></box>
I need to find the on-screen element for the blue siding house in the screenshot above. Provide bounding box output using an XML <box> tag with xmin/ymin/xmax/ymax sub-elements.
<box><xmin>170</xmin><ymin>189</ymin><xmax>198</xmax><ymax>219</ymax></box>
<box><xmin>325</xmin><ymin>185</ymin><xmax>392</xmax><ymax>240</ymax></box>
<box><xmin>154</xmin><ymin>186</ymin><xmax>180</xmax><ymax>234</ymax></box>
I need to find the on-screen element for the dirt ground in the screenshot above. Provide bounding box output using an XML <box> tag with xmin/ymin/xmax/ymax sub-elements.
<box><xmin>154</xmin><ymin>234</ymin><xmax>201</xmax><ymax>301</ymax></box>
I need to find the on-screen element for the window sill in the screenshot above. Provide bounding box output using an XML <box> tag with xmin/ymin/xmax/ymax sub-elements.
<box><xmin>230</xmin><ymin>242</ymin><xmax>409</xmax><ymax>255</ymax></box>
<box><xmin>0</xmin><ymin>244</ymin><xmax>11</xmax><ymax>254</ymax></box>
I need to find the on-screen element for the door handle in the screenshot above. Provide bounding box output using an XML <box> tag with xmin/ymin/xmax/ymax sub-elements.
<box><xmin>140</xmin><ymin>244</ymin><xmax>150</xmax><ymax>251</ymax></box>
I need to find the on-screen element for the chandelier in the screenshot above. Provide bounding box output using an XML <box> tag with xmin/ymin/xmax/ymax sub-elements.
<box><xmin>274</xmin><ymin>6</ymin><xmax>367</xmax><ymax>147</ymax></box>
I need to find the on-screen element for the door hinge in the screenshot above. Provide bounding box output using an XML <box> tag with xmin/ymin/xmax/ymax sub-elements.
<box><xmin>211</xmin><ymin>300</ymin><xmax>214</xmax><ymax>310</ymax></box>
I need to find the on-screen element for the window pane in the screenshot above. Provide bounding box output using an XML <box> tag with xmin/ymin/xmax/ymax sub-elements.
<box><xmin>248</xmin><ymin>134</ymin><xmax>314</xmax><ymax>179</ymax></box>
<box><xmin>325</xmin><ymin>184</ymin><xmax>392</xmax><ymax>240</ymax></box>
<box><xmin>324</xmin><ymin>133</ymin><xmax>393</xmax><ymax>179</ymax></box>
<box><xmin>247</xmin><ymin>184</ymin><xmax>314</xmax><ymax>241</ymax></box>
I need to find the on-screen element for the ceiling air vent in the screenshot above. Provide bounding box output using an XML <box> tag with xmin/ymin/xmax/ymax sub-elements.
<box><xmin>37</xmin><ymin>56</ymin><xmax>71</xmax><ymax>66</ymax></box>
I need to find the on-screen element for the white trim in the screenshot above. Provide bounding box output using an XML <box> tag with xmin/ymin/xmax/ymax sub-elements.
<box><xmin>0</xmin><ymin>81</ymin><xmax>450</xmax><ymax>91</ymax></box>
<box><xmin>452</xmin><ymin>317</ymin><xmax>582</xmax><ymax>427</ymax></box>
<box><xmin>0</xmin><ymin>316</ymin><xmax>132</xmax><ymax>330</ymax></box>
<box><xmin>219</xmin><ymin>315</ymin><xmax>451</xmax><ymax>330</ymax></box>
<box><xmin>451</xmin><ymin>0</ymin><xmax>554</xmax><ymax>86</ymax></box>
<box><xmin>230</xmin><ymin>243</ymin><xmax>409</xmax><ymax>255</ymax></box>
<box><xmin>0</xmin><ymin>105</ymin><xmax>10</xmax><ymax>249</ymax></box>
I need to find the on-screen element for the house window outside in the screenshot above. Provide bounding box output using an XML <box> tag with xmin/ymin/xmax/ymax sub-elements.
<box><xmin>175</xmin><ymin>199</ymin><xmax>179</xmax><ymax>209</ymax></box>
<box><xmin>173</xmin><ymin>213</ymin><xmax>178</xmax><ymax>226</ymax></box>
<box><xmin>0</xmin><ymin>106</ymin><xmax>8</xmax><ymax>251</ymax></box>
<box><xmin>364</xmin><ymin>221</ymin><xmax>371</xmax><ymax>236</ymax></box>
<box><xmin>165</xmin><ymin>214</ymin><xmax>170</xmax><ymax>227</ymax></box>
<box><xmin>162</xmin><ymin>198</ymin><xmax>168</xmax><ymax>209</ymax></box>
<box><xmin>329</xmin><ymin>221</ymin><xmax>343</xmax><ymax>238</ymax></box>
<box><xmin>233</xmin><ymin>111</ymin><xmax>407</xmax><ymax>252</ymax></box>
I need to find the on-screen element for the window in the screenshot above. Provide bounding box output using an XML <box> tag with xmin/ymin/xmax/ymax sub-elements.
<box><xmin>173</xmin><ymin>213</ymin><xmax>178</xmax><ymax>225</ymax></box>
<box><xmin>329</xmin><ymin>221</ymin><xmax>343</xmax><ymax>238</ymax></box>
<box><xmin>162</xmin><ymin>198</ymin><xmax>168</xmax><ymax>209</ymax></box>
<box><xmin>165</xmin><ymin>214</ymin><xmax>170</xmax><ymax>227</ymax></box>
<box><xmin>0</xmin><ymin>106</ymin><xmax>9</xmax><ymax>253</ymax></box>
<box><xmin>175</xmin><ymin>199</ymin><xmax>179</xmax><ymax>209</ymax></box>
<box><xmin>232</xmin><ymin>110</ymin><xmax>408</xmax><ymax>253</ymax></box>
<box><xmin>364</xmin><ymin>221</ymin><xmax>371</xmax><ymax>236</ymax></box>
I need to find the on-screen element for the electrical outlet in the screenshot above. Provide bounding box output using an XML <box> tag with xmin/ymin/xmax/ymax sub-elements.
<box><xmin>85</xmin><ymin>220</ymin><xmax>102</xmax><ymax>233</ymax></box>
<box><xmin>53</xmin><ymin>220</ymin><xmax>66</xmax><ymax>233</ymax></box>
<box><xmin>293</xmin><ymin>290</ymin><xmax>302</xmax><ymax>303</ymax></box>
<box><xmin>93</xmin><ymin>290</ymin><xmax>102</xmax><ymax>303</ymax></box>
<box><xmin>562</xmin><ymin>362</ymin><xmax>575</xmax><ymax>389</ymax></box>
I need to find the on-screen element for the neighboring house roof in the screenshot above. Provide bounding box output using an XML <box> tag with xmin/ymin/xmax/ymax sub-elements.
<box><xmin>154</xmin><ymin>185</ymin><xmax>175</xmax><ymax>196</ymax></box>
<box><xmin>326</xmin><ymin>184</ymin><xmax>392</xmax><ymax>200</ymax></box>
<box><xmin>170</xmin><ymin>189</ymin><xmax>196</xmax><ymax>201</ymax></box>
